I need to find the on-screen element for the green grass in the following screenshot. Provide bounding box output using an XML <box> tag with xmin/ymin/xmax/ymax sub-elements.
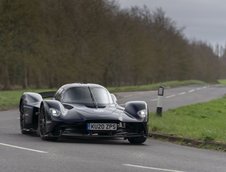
<box><xmin>218</xmin><ymin>79</ymin><xmax>226</xmax><ymax>85</ymax></box>
<box><xmin>150</xmin><ymin>97</ymin><xmax>226</xmax><ymax>143</ymax></box>
<box><xmin>108</xmin><ymin>80</ymin><xmax>205</xmax><ymax>92</ymax></box>
<box><xmin>0</xmin><ymin>89</ymin><xmax>55</xmax><ymax>110</ymax></box>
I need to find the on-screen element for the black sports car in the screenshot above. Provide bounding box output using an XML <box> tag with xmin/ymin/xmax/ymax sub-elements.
<box><xmin>19</xmin><ymin>83</ymin><xmax>149</xmax><ymax>144</ymax></box>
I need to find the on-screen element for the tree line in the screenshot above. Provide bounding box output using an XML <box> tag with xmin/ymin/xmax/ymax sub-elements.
<box><xmin>0</xmin><ymin>0</ymin><xmax>225</xmax><ymax>89</ymax></box>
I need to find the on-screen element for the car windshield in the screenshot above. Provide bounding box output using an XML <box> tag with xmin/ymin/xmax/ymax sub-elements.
<box><xmin>62</xmin><ymin>87</ymin><xmax>112</xmax><ymax>106</ymax></box>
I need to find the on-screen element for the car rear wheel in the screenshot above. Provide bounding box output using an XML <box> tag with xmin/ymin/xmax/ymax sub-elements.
<box><xmin>38</xmin><ymin>106</ymin><xmax>58</xmax><ymax>141</ymax></box>
<box><xmin>128</xmin><ymin>136</ymin><xmax>147</xmax><ymax>144</ymax></box>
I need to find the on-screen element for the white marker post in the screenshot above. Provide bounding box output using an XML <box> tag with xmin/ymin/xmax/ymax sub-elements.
<box><xmin>156</xmin><ymin>86</ymin><xmax>164</xmax><ymax>116</ymax></box>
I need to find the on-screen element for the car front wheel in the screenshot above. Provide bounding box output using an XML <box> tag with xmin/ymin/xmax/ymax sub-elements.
<box><xmin>128</xmin><ymin>136</ymin><xmax>147</xmax><ymax>144</ymax></box>
<box><xmin>38</xmin><ymin>106</ymin><xmax>58</xmax><ymax>141</ymax></box>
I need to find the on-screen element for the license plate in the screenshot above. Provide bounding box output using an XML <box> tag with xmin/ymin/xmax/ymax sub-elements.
<box><xmin>87</xmin><ymin>123</ymin><xmax>117</xmax><ymax>131</ymax></box>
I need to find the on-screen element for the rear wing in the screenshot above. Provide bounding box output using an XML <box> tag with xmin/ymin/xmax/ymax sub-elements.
<box><xmin>39</xmin><ymin>91</ymin><xmax>56</xmax><ymax>99</ymax></box>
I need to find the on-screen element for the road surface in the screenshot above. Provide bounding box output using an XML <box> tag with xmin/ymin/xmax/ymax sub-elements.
<box><xmin>1</xmin><ymin>85</ymin><xmax>226</xmax><ymax>172</ymax></box>
<box><xmin>116</xmin><ymin>85</ymin><xmax>226</xmax><ymax>111</ymax></box>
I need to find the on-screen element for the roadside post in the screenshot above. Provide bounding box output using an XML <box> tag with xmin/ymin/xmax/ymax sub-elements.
<box><xmin>156</xmin><ymin>86</ymin><xmax>164</xmax><ymax>116</ymax></box>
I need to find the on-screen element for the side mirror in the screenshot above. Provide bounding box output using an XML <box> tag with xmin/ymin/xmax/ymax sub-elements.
<box><xmin>111</xmin><ymin>94</ymin><xmax>117</xmax><ymax>104</ymax></box>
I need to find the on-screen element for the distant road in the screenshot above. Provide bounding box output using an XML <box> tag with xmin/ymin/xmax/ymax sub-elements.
<box><xmin>116</xmin><ymin>85</ymin><xmax>226</xmax><ymax>111</ymax></box>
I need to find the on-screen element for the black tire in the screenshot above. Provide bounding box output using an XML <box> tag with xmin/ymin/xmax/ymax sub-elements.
<box><xmin>38</xmin><ymin>105</ymin><xmax>58</xmax><ymax>141</ymax></box>
<box><xmin>128</xmin><ymin>136</ymin><xmax>147</xmax><ymax>145</ymax></box>
<box><xmin>20</xmin><ymin>100</ymin><xmax>31</xmax><ymax>135</ymax></box>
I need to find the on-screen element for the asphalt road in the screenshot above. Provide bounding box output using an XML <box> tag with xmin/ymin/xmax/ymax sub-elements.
<box><xmin>116</xmin><ymin>84</ymin><xmax>226</xmax><ymax>111</ymax></box>
<box><xmin>1</xmin><ymin>85</ymin><xmax>226</xmax><ymax>172</ymax></box>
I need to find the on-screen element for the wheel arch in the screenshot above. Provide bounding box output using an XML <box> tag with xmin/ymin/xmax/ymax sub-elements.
<box><xmin>19</xmin><ymin>93</ymin><xmax>43</xmax><ymax>130</ymax></box>
<box><xmin>124</xmin><ymin>101</ymin><xmax>149</xmax><ymax>122</ymax></box>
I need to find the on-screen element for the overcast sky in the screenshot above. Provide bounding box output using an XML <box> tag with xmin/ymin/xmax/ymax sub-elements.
<box><xmin>117</xmin><ymin>0</ymin><xmax>226</xmax><ymax>47</ymax></box>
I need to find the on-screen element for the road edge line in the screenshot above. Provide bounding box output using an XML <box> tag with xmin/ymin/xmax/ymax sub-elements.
<box><xmin>0</xmin><ymin>142</ymin><xmax>48</xmax><ymax>154</ymax></box>
<box><xmin>123</xmin><ymin>164</ymin><xmax>185</xmax><ymax>172</ymax></box>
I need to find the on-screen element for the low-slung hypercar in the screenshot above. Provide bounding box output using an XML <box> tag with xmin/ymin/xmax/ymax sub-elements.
<box><xmin>19</xmin><ymin>83</ymin><xmax>149</xmax><ymax>144</ymax></box>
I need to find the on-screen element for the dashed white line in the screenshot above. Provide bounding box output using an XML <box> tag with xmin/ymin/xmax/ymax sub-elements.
<box><xmin>196</xmin><ymin>88</ymin><xmax>202</xmax><ymax>91</ymax></box>
<box><xmin>123</xmin><ymin>164</ymin><xmax>185</xmax><ymax>172</ymax></box>
<box><xmin>188</xmin><ymin>89</ymin><xmax>195</xmax><ymax>93</ymax></box>
<box><xmin>0</xmin><ymin>143</ymin><xmax>48</xmax><ymax>154</ymax></box>
<box><xmin>178</xmin><ymin>92</ymin><xmax>186</xmax><ymax>95</ymax></box>
<box><xmin>166</xmin><ymin>95</ymin><xmax>176</xmax><ymax>99</ymax></box>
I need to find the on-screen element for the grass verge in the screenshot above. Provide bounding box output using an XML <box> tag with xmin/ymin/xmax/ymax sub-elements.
<box><xmin>0</xmin><ymin>89</ymin><xmax>54</xmax><ymax>110</ymax></box>
<box><xmin>108</xmin><ymin>80</ymin><xmax>205</xmax><ymax>92</ymax></box>
<box><xmin>150</xmin><ymin>97</ymin><xmax>226</xmax><ymax>144</ymax></box>
<box><xmin>218</xmin><ymin>79</ymin><xmax>226</xmax><ymax>85</ymax></box>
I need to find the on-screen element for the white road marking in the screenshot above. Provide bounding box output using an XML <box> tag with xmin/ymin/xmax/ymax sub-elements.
<box><xmin>196</xmin><ymin>88</ymin><xmax>202</xmax><ymax>91</ymax></box>
<box><xmin>188</xmin><ymin>89</ymin><xmax>195</xmax><ymax>93</ymax></box>
<box><xmin>0</xmin><ymin>143</ymin><xmax>48</xmax><ymax>154</ymax></box>
<box><xmin>166</xmin><ymin>95</ymin><xmax>176</xmax><ymax>99</ymax></box>
<box><xmin>150</xmin><ymin>98</ymin><xmax>158</xmax><ymax>101</ymax></box>
<box><xmin>123</xmin><ymin>164</ymin><xmax>185</xmax><ymax>172</ymax></box>
<box><xmin>178</xmin><ymin>92</ymin><xmax>186</xmax><ymax>95</ymax></box>
<box><xmin>202</xmin><ymin>86</ymin><xmax>207</xmax><ymax>89</ymax></box>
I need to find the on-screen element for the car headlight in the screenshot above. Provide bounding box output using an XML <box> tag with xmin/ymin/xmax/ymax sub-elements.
<box><xmin>49</xmin><ymin>108</ymin><xmax>61</xmax><ymax>117</ymax></box>
<box><xmin>137</xmin><ymin>109</ymin><xmax>147</xmax><ymax>118</ymax></box>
